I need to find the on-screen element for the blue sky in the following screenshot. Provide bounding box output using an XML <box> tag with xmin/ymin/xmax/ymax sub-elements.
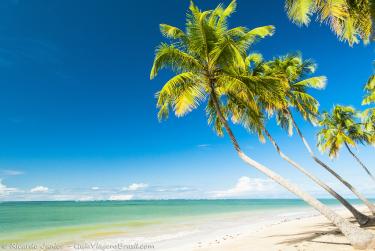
<box><xmin>0</xmin><ymin>0</ymin><xmax>373</xmax><ymax>201</ymax></box>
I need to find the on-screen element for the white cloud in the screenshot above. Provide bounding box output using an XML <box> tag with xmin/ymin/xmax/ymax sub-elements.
<box><xmin>122</xmin><ymin>183</ymin><xmax>148</xmax><ymax>191</ymax></box>
<box><xmin>108</xmin><ymin>194</ymin><xmax>134</xmax><ymax>201</ymax></box>
<box><xmin>0</xmin><ymin>180</ymin><xmax>18</xmax><ymax>197</ymax></box>
<box><xmin>0</xmin><ymin>169</ymin><xmax>24</xmax><ymax>176</ymax></box>
<box><xmin>172</xmin><ymin>186</ymin><xmax>190</xmax><ymax>191</ymax></box>
<box><xmin>30</xmin><ymin>186</ymin><xmax>49</xmax><ymax>193</ymax></box>
<box><xmin>211</xmin><ymin>176</ymin><xmax>277</xmax><ymax>198</ymax></box>
<box><xmin>197</xmin><ymin>144</ymin><xmax>210</xmax><ymax>148</ymax></box>
<box><xmin>0</xmin><ymin>178</ymin><xmax>297</xmax><ymax>201</ymax></box>
<box><xmin>76</xmin><ymin>196</ymin><xmax>95</xmax><ymax>201</ymax></box>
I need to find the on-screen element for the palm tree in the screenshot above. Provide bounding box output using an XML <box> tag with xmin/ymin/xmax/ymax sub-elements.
<box><xmin>318</xmin><ymin>105</ymin><xmax>375</xmax><ymax>183</ymax></box>
<box><xmin>260</xmin><ymin>55</ymin><xmax>375</xmax><ymax>215</ymax></box>
<box><xmin>231</xmin><ymin>53</ymin><xmax>375</xmax><ymax>226</ymax></box>
<box><xmin>232</xmin><ymin>54</ymin><xmax>374</xmax><ymax>226</ymax></box>
<box><xmin>150</xmin><ymin>1</ymin><xmax>375</xmax><ymax>248</ymax></box>
<box><xmin>284</xmin><ymin>0</ymin><xmax>374</xmax><ymax>45</ymax></box>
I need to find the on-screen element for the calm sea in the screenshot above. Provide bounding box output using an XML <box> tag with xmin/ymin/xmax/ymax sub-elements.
<box><xmin>0</xmin><ymin>199</ymin><xmax>364</xmax><ymax>245</ymax></box>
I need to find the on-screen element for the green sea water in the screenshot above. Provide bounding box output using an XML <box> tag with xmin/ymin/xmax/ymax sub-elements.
<box><xmin>0</xmin><ymin>199</ymin><xmax>364</xmax><ymax>245</ymax></box>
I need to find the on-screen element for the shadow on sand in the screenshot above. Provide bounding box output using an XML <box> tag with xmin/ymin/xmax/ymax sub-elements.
<box><xmin>266</xmin><ymin>217</ymin><xmax>375</xmax><ymax>247</ymax></box>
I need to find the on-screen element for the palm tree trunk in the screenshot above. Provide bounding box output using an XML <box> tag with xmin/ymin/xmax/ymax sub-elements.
<box><xmin>209</xmin><ymin>84</ymin><xmax>375</xmax><ymax>249</ymax></box>
<box><xmin>264</xmin><ymin>128</ymin><xmax>374</xmax><ymax>226</ymax></box>
<box><xmin>345</xmin><ymin>142</ymin><xmax>375</xmax><ymax>184</ymax></box>
<box><xmin>286</xmin><ymin>109</ymin><xmax>375</xmax><ymax>215</ymax></box>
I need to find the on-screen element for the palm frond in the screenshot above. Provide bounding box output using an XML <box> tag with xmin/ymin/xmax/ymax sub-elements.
<box><xmin>276</xmin><ymin>110</ymin><xmax>294</xmax><ymax>135</ymax></box>
<box><xmin>150</xmin><ymin>44</ymin><xmax>201</xmax><ymax>79</ymax></box>
<box><xmin>285</xmin><ymin>0</ymin><xmax>373</xmax><ymax>45</ymax></box>
<box><xmin>186</xmin><ymin>6</ymin><xmax>214</xmax><ymax>59</ymax></box>
<box><xmin>245</xmin><ymin>53</ymin><xmax>263</xmax><ymax>67</ymax></box>
<box><xmin>293</xmin><ymin>76</ymin><xmax>327</xmax><ymax>89</ymax></box>
<box><xmin>285</xmin><ymin>0</ymin><xmax>315</xmax><ymax>26</ymax></box>
<box><xmin>160</xmin><ymin>24</ymin><xmax>186</xmax><ymax>40</ymax></box>
<box><xmin>237</xmin><ymin>26</ymin><xmax>275</xmax><ymax>50</ymax></box>
<box><xmin>217</xmin><ymin>0</ymin><xmax>237</xmax><ymax>28</ymax></box>
<box><xmin>156</xmin><ymin>72</ymin><xmax>205</xmax><ymax>119</ymax></box>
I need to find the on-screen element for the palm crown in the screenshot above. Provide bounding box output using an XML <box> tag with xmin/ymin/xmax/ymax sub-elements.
<box><xmin>150</xmin><ymin>0</ymin><xmax>286</xmax><ymax>137</ymax></box>
<box><xmin>258</xmin><ymin>54</ymin><xmax>327</xmax><ymax>135</ymax></box>
<box><xmin>317</xmin><ymin>105</ymin><xmax>372</xmax><ymax>158</ymax></box>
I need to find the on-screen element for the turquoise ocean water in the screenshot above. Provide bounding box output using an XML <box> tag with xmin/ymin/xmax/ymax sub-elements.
<box><xmin>0</xmin><ymin>199</ymin><xmax>364</xmax><ymax>245</ymax></box>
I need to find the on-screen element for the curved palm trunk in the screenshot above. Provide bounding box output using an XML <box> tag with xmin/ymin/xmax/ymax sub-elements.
<box><xmin>209</xmin><ymin>85</ymin><xmax>375</xmax><ymax>249</ymax></box>
<box><xmin>345</xmin><ymin>142</ymin><xmax>375</xmax><ymax>184</ymax></box>
<box><xmin>286</xmin><ymin>109</ymin><xmax>375</xmax><ymax>215</ymax></box>
<box><xmin>263</xmin><ymin>128</ymin><xmax>375</xmax><ymax>226</ymax></box>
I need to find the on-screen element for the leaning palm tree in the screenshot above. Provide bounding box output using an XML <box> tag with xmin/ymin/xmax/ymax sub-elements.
<box><xmin>260</xmin><ymin>54</ymin><xmax>375</xmax><ymax>215</ymax></box>
<box><xmin>284</xmin><ymin>0</ymin><xmax>374</xmax><ymax>45</ymax></box>
<box><xmin>318</xmin><ymin>105</ymin><xmax>375</xmax><ymax>183</ymax></box>
<box><xmin>229</xmin><ymin>53</ymin><xmax>374</xmax><ymax>226</ymax></box>
<box><xmin>150</xmin><ymin>1</ymin><xmax>375</xmax><ymax>248</ymax></box>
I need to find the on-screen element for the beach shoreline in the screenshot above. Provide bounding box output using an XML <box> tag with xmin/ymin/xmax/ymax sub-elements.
<box><xmin>62</xmin><ymin>205</ymin><xmax>372</xmax><ymax>251</ymax></box>
<box><xmin>2</xmin><ymin>201</ymin><xmax>373</xmax><ymax>251</ymax></box>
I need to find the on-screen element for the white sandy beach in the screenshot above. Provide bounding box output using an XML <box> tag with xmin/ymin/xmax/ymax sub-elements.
<box><xmin>63</xmin><ymin>205</ymin><xmax>375</xmax><ymax>251</ymax></box>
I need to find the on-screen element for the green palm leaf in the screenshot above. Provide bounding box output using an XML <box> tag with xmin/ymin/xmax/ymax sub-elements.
<box><xmin>150</xmin><ymin>44</ymin><xmax>202</xmax><ymax>79</ymax></box>
<box><xmin>293</xmin><ymin>76</ymin><xmax>327</xmax><ymax>89</ymax></box>
<box><xmin>159</xmin><ymin>24</ymin><xmax>186</xmax><ymax>40</ymax></box>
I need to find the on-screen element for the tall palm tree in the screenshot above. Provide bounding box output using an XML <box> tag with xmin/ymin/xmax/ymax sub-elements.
<box><xmin>230</xmin><ymin>54</ymin><xmax>374</xmax><ymax>225</ymax></box>
<box><xmin>318</xmin><ymin>105</ymin><xmax>375</xmax><ymax>183</ymax></box>
<box><xmin>150</xmin><ymin>1</ymin><xmax>375</xmax><ymax>248</ymax></box>
<box><xmin>284</xmin><ymin>0</ymin><xmax>374</xmax><ymax>45</ymax></box>
<box><xmin>260</xmin><ymin>55</ymin><xmax>375</xmax><ymax>215</ymax></box>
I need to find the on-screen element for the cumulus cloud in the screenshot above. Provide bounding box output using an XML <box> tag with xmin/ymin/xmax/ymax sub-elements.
<box><xmin>0</xmin><ymin>169</ymin><xmax>24</xmax><ymax>176</ymax></box>
<box><xmin>30</xmin><ymin>186</ymin><xmax>49</xmax><ymax>193</ymax></box>
<box><xmin>172</xmin><ymin>186</ymin><xmax>190</xmax><ymax>192</ymax></box>
<box><xmin>122</xmin><ymin>183</ymin><xmax>148</xmax><ymax>191</ymax></box>
<box><xmin>197</xmin><ymin>144</ymin><xmax>210</xmax><ymax>148</ymax></box>
<box><xmin>0</xmin><ymin>180</ymin><xmax>18</xmax><ymax>197</ymax></box>
<box><xmin>211</xmin><ymin>176</ymin><xmax>277</xmax><ymax>198</ymax></box>
<box><xmin>76</xmin><ymin>196</ymin><xmax>95</xmax><ymax>201</ymax></box>
<box><xmin>108</xmin><ymin>194</ymin><xmax>134</xmax><ymax>201</ymax></box>
<box><xmin>0</xmin><ymin>178</ymin><xmax>291</xmax><ymax>201</ymax></box>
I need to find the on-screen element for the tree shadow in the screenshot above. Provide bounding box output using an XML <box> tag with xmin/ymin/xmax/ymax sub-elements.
<box><xmin>267</xmin><ymin>222</ymin><xmax>348</xmax><ymax>246</ymax></box>
<box><xmin>266</xmin><ymin>215</ymin><xmax>375</xmax><ymax>247</ymax></box>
